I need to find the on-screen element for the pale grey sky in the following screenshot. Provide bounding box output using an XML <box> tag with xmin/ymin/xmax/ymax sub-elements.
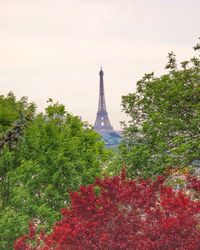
<box><xmin>0</xmin><ymin>0</ymin><xmax>199</xmax><ymax>129</ymax></box>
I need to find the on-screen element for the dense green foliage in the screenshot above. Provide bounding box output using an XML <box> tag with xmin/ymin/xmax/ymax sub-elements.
<box><xmin>0</xmin><ymin>92</ymin><xmax>34</xmax><ymax>133</ymax></box>
<box><xmin>0</xmin><ymin>95</ymin><xmax>108</xmax><ymax>249</ymax></box>
<box><xmin>120</xmin><ymin>42</ymin><xmax>200</xmax><ymax>177</ymax></box>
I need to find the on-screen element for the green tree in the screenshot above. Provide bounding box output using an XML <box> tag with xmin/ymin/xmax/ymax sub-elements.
<box><xmin>0</xmin><ymin>93</ymin><xmax>35</xmax><ymax>208</ymax></box>
<box><xmin>0</xmin><ymin>97</ymin><xmax>109</xmax><ymax>249</ymax></box>
<box><xmin>121</xmin><ymin>41</ymin><xmax>200</xmax><ymax>177</ymax></box>
<box><xmin>0</xmin><ymin>93</ymin><xmax>35</xmax><ymax>249</ymax></box>
<box><xmin>0</xmin><ymin>92</ymin><xmax>34</xmax><ymax>133</ymax></box>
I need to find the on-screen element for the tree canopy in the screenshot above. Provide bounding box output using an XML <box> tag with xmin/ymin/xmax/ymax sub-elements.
<box><xmin>120</xmin><ymin>42</ymin><xmax>200</xmax><ymax>177</ymax></box>
<box><xmin>14</xmin><ymin>171</ymin><xmax>200</xmax><ymax>250</ymax></box>
<box><xmin>0</xmin><ymin>95</ymin><xmax>109</xmax><ymax>249</ymax></box>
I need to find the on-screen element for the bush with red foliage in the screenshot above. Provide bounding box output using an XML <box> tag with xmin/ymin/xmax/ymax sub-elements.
<box><xmin>187</xmin><ymin>174</ymin><xmax>200</xmax><ymax>193</ymax></box>
<box><xmin>15</xmin><ymin>172</ymin><xmax>200</xmax><ymax>250</ymax></box>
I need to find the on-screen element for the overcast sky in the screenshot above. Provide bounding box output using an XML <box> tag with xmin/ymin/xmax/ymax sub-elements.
<box><xmin>0</xmin><ymin>0</ymin><xmax>199</xmax><ymax>129</ymax></box>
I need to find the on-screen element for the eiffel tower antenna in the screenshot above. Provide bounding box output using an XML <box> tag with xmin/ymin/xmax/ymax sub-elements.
<box><xmin>94</xmin><ymin>67</ymin><xmax>113</xmax><ymax>133</ymax></box>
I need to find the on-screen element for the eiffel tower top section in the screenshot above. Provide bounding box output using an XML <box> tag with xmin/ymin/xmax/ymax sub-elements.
<box><xmin>94</xmin><ymin>68</ymin><xmax>113</xmax><ymax>133</ymax></box>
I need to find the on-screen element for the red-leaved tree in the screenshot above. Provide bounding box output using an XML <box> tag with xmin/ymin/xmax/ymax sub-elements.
<box><xmin>15</xmin><ymin>171</ymin><xmax>200</xmax><ymax>250</ymax></box>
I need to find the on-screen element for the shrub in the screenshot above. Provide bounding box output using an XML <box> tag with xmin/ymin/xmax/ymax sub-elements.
<box><xmin>15</xmin><ymin>171</ymin><xmax>200</xmax><ymax>250</ymax></box>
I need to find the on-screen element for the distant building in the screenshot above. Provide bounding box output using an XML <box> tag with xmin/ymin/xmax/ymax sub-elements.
<box><xmin>100</xmin><ymin>131</ymin><xmax>122</xmax><ymax>148</ymax></box>
<box><xmin>94</xmin><ymin>68</ymin><xmax>122</xmax><ymax>147</ymax></box>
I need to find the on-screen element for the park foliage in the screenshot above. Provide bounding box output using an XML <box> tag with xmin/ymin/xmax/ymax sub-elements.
<box><xmin>1</xmin><ymin>40</ymin><xmax>200</xmax><ymax>249</ymax></box>
<box><xmin>0</xmin><ymin>94</ymin><xmax>108</xmax><ymax>249</ymax></box>
<box><xmin>117</xmin><ymin>40</ymin><xmax>200</xmax><ymax>177</ymax></box>
<box><xmin>14</xmin><ymin>170</ymin><xmax>200</xmax><ymax>249</ymax></box>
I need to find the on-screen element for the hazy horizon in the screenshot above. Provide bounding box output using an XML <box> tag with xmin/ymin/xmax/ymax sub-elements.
<box><xmin>0</xmin><ymin>0</ymin><xmax>200</xmax><ymax>129</ymax></box>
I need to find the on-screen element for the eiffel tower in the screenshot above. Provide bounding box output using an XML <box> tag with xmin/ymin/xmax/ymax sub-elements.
<box><xmin>94</xmin><ymin>68</ymin><xmax>113</xmax><ymax>133</ymax></box>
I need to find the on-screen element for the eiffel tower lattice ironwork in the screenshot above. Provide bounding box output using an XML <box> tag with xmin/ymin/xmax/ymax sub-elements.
<box><xmin>94</xmin><ymin>68</ymin><xmax>113</xmax><ymax>133</ymax></box>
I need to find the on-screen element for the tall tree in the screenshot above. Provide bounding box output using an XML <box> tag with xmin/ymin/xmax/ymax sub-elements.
<box><xmin>0</xmin><ymin>93</ymin><xmax>35</xmax><ymax>249</ymax></box>
<box><xmin>0</xmin><ymin>96</ymin><xmax>109</xmax><ymax>249</ymax></box>
<box><xmin>121</xmin><ymin>41</ymin><xmax>200</xmax><ymax>177</ymax></box>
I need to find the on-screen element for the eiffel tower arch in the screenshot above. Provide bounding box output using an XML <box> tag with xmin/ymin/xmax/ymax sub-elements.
<box><xmin>94</xmin><ymin>68</ymin><xmax>113</xmax><ymax>133</ymax></box>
